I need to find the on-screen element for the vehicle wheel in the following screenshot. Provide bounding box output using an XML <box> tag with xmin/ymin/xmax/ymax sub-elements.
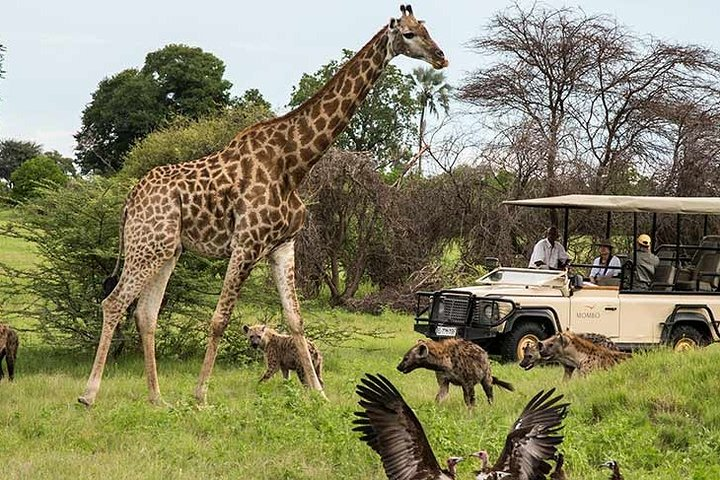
<box><xmin>500</xmin><ymin>322</ymin><xmax>548</xmax><ymax>362</ymax></box>
<box><xmin>670</xmin><ymin>325</ymin><xmax>709</xmax><ymax>352</ymax></box>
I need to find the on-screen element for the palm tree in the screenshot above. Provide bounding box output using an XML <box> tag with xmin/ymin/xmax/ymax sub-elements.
<box><xmin>411</xmin><ymin>67</ymin><xmax>451</xmax><ymax>174</ymax></box>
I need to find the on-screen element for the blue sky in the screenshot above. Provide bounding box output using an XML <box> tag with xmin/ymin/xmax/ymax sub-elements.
<box><xmin>1</xmin><ymin>0</ymin><xmax>718</xmax><ymax>158</ymax></box>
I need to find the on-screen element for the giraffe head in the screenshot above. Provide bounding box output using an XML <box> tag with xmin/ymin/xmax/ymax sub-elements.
<box><xmin>388</xmin><ymin>4</ymin><xmax>448</xmax><ymax>69</ymax></box>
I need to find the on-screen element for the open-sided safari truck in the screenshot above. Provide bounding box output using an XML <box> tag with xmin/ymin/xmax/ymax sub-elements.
<box><xmin>414</xmin><ymin>195</ymin><xmax>720</xmax><ymax>360</ymax></box>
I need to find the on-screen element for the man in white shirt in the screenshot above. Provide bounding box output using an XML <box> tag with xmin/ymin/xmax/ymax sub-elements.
<box><xmin>529</xmin><ymin>226</ymin><xmax>570</xmax><ymax>270</ymax></box>
<box><xmin>589</xmin><ymin>239</ymin><xmax>622</xmax><ymax>283</ymax></box>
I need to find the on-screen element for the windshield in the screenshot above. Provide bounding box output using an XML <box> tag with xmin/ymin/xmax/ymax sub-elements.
<box><xmin>477</xmin><ymin>268</ymin><xmax>566</xmax><ymax>286</ymax></box>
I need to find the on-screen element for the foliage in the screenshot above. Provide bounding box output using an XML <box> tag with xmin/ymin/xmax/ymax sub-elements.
<box><xmin>0</xmin><ymin>139</ymin><xmax>42</xmax><ymax>182</ymax></box>
<box><xmin>121</xmin><ymin>102</ymin><xmax>274</xmax><ymax>179</ymax></box>
<box><xmin>141</xmin><ymin>44</ymin><xmax>233</xmax><ymax>119</ymax></box>
<box><xmin>75</xmin><ymin>68</ymin><xmax>167</xmax><ymax>174</ymax></box>
<box><xmin>288</xmin><ymin>49</ymin><xmax>420</xmax><ymax>164</ymax></box>
<box><xmin>75</xmin><ymin>45</ymin><xmax>236</xmax><ymax>175</ymax></box>
<box><xmin>410</xmin><ymin>67</ymin><xmax>451</xmax><ymax>173</ymax></box>
<box><xmin>9</xmin><ymin>155</ymin><xmax>68</xmax><ymax>201</ymax></box>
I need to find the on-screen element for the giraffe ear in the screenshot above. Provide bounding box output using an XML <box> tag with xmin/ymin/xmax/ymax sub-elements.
<box><xmin>389</xmin><ymin>18</ymin><xmax>398</xmax><ymax>29</ymax></box>
<box><xmin>242</xmin><ymin>325</ymin><xmax>249</xmax><ymax>333</ymax></box>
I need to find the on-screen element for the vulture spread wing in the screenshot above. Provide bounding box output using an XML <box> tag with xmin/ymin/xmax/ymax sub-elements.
<box><xmin>353</xmin><ymin>373</ymin><xmax>449</xmax><ymax>480</ymax></box>
<box><xmin>491</xmin><ymin>388</ymin><xmax>569</xmax><ymax>480</ymax></box>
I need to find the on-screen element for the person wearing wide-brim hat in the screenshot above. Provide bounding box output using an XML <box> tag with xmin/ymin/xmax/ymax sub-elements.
<box><xmin>589</xmin><ymin>239</ymin><xmax>621</xmax><ymax>283</ymax></box>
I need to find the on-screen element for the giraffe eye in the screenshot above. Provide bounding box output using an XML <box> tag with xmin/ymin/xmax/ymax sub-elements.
<box><xmin>402</xmin><ymin>32</ymin><xmax>416</xmax><ymax>40</ymax></box>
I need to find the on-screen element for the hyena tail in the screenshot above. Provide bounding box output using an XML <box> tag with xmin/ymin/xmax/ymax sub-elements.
<box><xmin>492</xmin><ymin>376</ymin><xmax>515</xmax><ymax>392</ymax></box>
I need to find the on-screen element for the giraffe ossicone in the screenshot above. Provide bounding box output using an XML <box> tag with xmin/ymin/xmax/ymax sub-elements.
<box><xmin>78</xmin><ymin>4</ymin><xmax>447</xmax><ymax>407</ymax></box>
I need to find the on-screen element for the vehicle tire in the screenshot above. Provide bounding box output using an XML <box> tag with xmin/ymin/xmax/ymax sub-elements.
<box><xmin>500</xmin><ymin>322</ymin><xmax>548</xmax><ymax>362</ymax></box>
<box><xmin>670</xmin><ymin>325</ymin><xmax>709</xmax><ymax>352</ymax></box>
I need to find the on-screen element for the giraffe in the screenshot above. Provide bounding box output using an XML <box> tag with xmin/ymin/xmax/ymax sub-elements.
<box><xmin>78</xmin><ymin>4</ymin><xmax>448</xmax><ymax>406</ymax></box>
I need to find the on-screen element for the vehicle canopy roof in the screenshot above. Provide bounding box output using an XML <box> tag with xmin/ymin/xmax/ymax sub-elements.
<box><xmin>503</xmin><ymin>195</ymin><xmax>720</xmax><ymax>215</ymax></box>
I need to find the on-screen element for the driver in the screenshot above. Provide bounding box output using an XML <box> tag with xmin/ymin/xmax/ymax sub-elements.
<box><xmin>529</xmin><ymin>226</ymin><xmax>570</xmax><ymax>270</ymax></box>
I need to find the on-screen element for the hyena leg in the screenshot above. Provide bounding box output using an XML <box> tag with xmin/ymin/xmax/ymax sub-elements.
<box><xmin>5</xmin><ymin>352</ymin><xmax>14</xmax><ymax>382</ymax></box>
<box><xmin>260</xmin><ymin>356</ymin><xmax>280</xmax><ymax>382</ymax></box>
<box><xmin>563</xmin><ymin>365</ymin><xmax>575</xmax><ymax>380</ymax></box>
<box><xmin>462</xmin><ymin>384</ymin><xmax>477</xmax><ymax>408</ymax></box>
<box><xmin>281</xmin><ymin>367</ymin><xmax>290</xmax><ymax>380</ymax></box>
<box><xmin>0</xmin><ymin>350</ymin><xmax>5</xmax><ymax>381</ymax></box>
<box><xmin>480</xmin><ymin>376</ymin><xmax>494</xmax><ymax>404</ymax></box>
<box><xmin>435</xmin><ymin>373</ymin><xmax>450</xmax><ymax>403</ymax></box>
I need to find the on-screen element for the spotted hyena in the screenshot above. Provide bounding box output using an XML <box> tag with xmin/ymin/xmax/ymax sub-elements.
<box><xmin>535</xmin><ymin>331</ymin><xmax>630</xmax><ymax>380</ymax></box>
<box><xmin>0</xmin><ymin>324</ymin><xmax>18</xmax><ymax>382</ymax></box>
<box><xmin>519</xmin><ymin>332</ymin><xmax>619</xmax><ymax>374</ymax></box>
<box><xmin>243</xmin><ymin>324</ymin><xmax>323</xmax><ymax>386</ymax></box>
<box><xmin>397</xmin><ymin>338</ymin><xmax>514</xmax><ymax>407</ymax></box>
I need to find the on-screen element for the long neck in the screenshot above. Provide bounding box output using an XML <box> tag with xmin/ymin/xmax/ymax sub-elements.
<box><xmin>285</xmin><ymin>27</ymin><xmax>392</xmax><ymax>184</ymax></box>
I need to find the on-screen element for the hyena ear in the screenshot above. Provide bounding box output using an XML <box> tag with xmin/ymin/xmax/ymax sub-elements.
<box><xmin>417</xmin><ymin>343</ymin><xmax>429</xmax><ymax>358</ymax></box>
<box><xmin>416</xmin><ymin>338</ymin><xmax>425</xmax><ymax>344</ymax></box>
<box><xmin>560</xmin><ymin>333</ymin><xmax>569</xmax><ymax>347</ymax></box>
<box><xmin>242</xmin><ymin>325</ymin><xmax>249</xmax><ymax>333</ymax></box>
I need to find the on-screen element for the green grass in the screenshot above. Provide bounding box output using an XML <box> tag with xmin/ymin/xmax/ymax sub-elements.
<box><xmin>2</xmin><ymin>208</ymin><xmax>720</xmax><ymax>479</ymax></box>
<box><xmin>1</xmin><ymin>326</ymin><xmax>720</xmax><ymax>479</ymax></box>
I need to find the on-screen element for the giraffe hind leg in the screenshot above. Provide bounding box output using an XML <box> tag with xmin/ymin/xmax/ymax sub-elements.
<box><xmin>134</xmin><ymin>254</ymin><xmax>178</xmax><ymax>405</ymax></box>
<box><xmin>78</xmin><ymin>256</ymin><xmax>172</xmax><ymax>407</ymax></box>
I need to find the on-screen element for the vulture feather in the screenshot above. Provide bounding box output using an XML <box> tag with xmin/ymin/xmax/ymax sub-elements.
<box><xmin>472</xmin><ymin>388</ymin><xmax>569</xmax><ymax>480</ymax></box>
<box><xmin>353</xmin><ymin>373</ymin><xmax>461</xmax><ymax>480</ymax></box>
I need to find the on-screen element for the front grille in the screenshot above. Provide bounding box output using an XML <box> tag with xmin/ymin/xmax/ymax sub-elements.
<box><xmin>434</xmin><ymin>296</ymin><xmax>471</xmax><ymax>325</ymax></box>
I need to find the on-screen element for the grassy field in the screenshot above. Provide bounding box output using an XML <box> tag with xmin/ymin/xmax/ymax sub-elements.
<box><xmin>1</xmin><ymin>211</ymin><xmax>720</xmax><ymax>479</ymax></box>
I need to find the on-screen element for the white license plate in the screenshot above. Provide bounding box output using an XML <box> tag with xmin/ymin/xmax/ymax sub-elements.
<box><xmin>435</xmin><ymin>326</ymin><xmax>457</xmax><ymax>337</ymax></box>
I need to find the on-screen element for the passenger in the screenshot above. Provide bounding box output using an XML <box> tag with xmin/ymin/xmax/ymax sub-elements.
<box><xmin>529</xmin><ymin>226</ymin><xmax>570</xmax><ymax>270</ymax></box>
<box><xmin>589</xmin><ymin>239</ymin><xmax>622</xmax><ymax>284</ymax></box>
<box><xmin>633</xmin><ymin>234</ymin><xmax>660</xmax><ymax>290</ymax></box>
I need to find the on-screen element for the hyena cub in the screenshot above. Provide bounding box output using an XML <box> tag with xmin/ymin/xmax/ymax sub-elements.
<box><xmin>536</xmin><ymin>331</ymin><xmax>630</xmax><ymax>380</ymax></box>
<box><xmin>520</xmin><ymin>332</ymin><xmax>619</xmax><ymax>373</ymax></box>
<box><xmin>242</xmin><ymin>324</ymin><xmax>324</xmax><ymax>387</ymax></box>
<box><xmin>0</xmin><ymin>323</ymin><xmax>18</xmax><ymax>382</ymax></box>
<box><xmin>397</xmin><ymin>338</ymin><xmax>513</xmax><ymax>407</ymax></box>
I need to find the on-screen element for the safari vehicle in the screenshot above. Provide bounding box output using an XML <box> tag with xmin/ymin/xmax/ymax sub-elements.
<box><xmin>414</xmin><ymin>195</ymin><xmax>720</xmax><ymax>360</ymax></box>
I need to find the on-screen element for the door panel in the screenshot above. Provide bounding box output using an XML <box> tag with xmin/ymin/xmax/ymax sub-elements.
<box><xmin>570</xmin><ymin>291</ymin><xmax>620</xmax><ymax>338</ymax></box>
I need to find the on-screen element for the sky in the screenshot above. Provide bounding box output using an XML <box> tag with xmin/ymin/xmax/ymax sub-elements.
<box><xmin>1</xmin><ymin>0</ymin><xmax>719</xmax><ymax>159</ymax></box>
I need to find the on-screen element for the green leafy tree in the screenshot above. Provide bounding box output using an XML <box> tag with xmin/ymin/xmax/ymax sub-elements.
<box><xmin>76</xmin><ymin>45</ymin><xmax>234</xmax><ymax>175</ymax></box>
<box><xmin>288</xmin><ymin>49</ymin><xmax>420</xmax><ymax>164</ymax></box>
<box><xmin>411</xmin><ymin>67</ymin><xmax>451</xmax><ymax>173</ymax></box>
<box><xmin>75</xmin><ymin>69</ymin><xmax>166</xmax><ymax>174</ymax></box>
<box><xmin>141</xmin><ymin>44</ymin><xmax>233</xmax><ymax>119</ymax></box>
<box><xmin>42</xmin><ymin>150</ymin><xmax>76</xmax><ymax>176</ymax></box>
<box><xmin>10</xmin><ymin>155</ymin><xmax>68</xmax><ymax>201</ymax></box>
<box><xmin>234</xmin><ymin>88</ymin><xmax>273</xmax><ymax>112</ymax></box>
<box><xmin>0</xmin><ymin>139</ymin><xmax>42</xmax><ymax>182</ymax></box>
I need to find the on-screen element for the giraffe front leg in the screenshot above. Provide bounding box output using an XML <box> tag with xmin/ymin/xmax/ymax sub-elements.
<box><xmin>269</xmin><ymin>241</ymin><xmax>326</xmax><ymax>397</ymax></box>
<box><xmin>194</xmin><ymin>249</ymin><xmax>256</xmax><ymax>405</ymax></box>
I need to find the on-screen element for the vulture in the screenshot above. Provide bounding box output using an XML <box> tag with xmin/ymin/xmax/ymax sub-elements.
<box><xmin>353</xmin><ymin>373</ymin><xmax>569</xmax><ymax>480</ymax></box>
<box><xmin>353</xmin><ymin>373</ymin><xmax>464</xmax><ymax>479</ymax></box>
<box><xmin>471</xmin><ymin>388</ymin><xmax>569</xmax><ymax>480</ymax></box>
<box><xmin>600</xmin><ymin>460</ymin><xmax>624</xmax><ymax>480</ymax></box>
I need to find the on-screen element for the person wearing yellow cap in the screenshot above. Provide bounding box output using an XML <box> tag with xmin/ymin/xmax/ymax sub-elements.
<box><xmin>634</xmin><ymin>234</ymin><xmax>659</xmax><ymax>290</ymax></box>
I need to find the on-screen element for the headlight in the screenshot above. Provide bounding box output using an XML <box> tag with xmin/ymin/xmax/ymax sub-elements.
<box><xmin>483</xmin><ymin>304</ymin><xmax>495</xmax><ymax>320</ymax></box>
<box><xmin>437</xmin><ymin>299</ymin><xmax>445</xmax><ymax>316</ymax></box>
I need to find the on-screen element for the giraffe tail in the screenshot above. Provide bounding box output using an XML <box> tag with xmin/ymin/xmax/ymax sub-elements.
<box><xmin>103</xmin><ymin>205</ymin><xmax>127</xmax><ymax>298</ymax></box>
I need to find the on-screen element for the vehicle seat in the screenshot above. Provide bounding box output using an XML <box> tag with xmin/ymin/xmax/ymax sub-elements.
<box><xmin>651</xmin><ymin>264</ymin><xmax>676</xmax><ymax>291</ymax></box>
<box><xmin>675</xmin><ymin>252</ymin><xmax>720</xmax><ymax>291</ymax></box>
<box><xmin>674</xmin><ymin>236</ymin><xmax>720</xmax><ymax>286</ymax></box>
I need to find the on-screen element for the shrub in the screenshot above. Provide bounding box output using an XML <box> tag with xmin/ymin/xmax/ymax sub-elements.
<box><xmin>10</xmin><ymin>155</ymin><xmax>68</xmax><ymax>201</ymax></box>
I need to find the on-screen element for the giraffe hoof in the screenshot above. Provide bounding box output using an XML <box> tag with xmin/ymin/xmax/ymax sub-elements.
<box><xmin>77</xmin><ymin>396</ymin><xmax>94</xmax><ymax>407</ymax></box>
